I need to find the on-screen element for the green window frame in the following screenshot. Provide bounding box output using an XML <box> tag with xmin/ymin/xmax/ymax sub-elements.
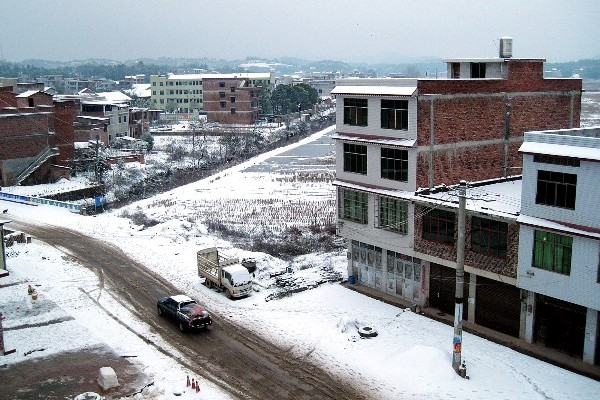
<box><xmin>381</xmin><ymin>99</ymin><xmax>408</xmax><ymax>130</ymax></box>
<box><xmin>339</xmin><ymin>188</ymin><xmax>368</xmax><ymax>224</ymax></box>
<box><xmin>343</xmin><ymin>98</ymin><xmax>368</xmax><ymax>126</ymax></box>
<box><xmin>422</xmin><ymin>208</ymin><xmax>455</xmax><ymax>244</ymax></box>
<box><xmin>535</xmin><ymin>170</ymin><xmax>577</xmax><ymax>209</ymax></box>
<box><xmin>533</xmin><ymin>230</ymin><xmax>572</xmax><ymax>275</ymax></box>
<box><xmin>471</xmin><ymin>216</ymin><xmax>508</xmax><ymax>258</ymax></box>
<box><xmin>381</xmin><ymin>147</ymin><xmax>408</xmax><ymax>182</ymax></box>
<box><xmin>343</xmin><ymin>143</ymin><xmax>367</xmax><ymax>174</ymax></box>
<box><xmin>379</xmin><ymin>196</ymin><xmax>408</xmax><ymax>234</ymax></box>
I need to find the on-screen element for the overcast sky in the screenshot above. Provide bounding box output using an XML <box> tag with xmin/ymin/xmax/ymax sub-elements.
<box><xmin>2</xmin><ymin>0</ymin><xmax>599</xmax><ymax>64</ymax></box>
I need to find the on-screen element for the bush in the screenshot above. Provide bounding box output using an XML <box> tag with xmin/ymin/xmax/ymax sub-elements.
<box><xmin>120</xmin><ymin>207</ymin><xmax>160</xmax><ymax>228</ymax></box>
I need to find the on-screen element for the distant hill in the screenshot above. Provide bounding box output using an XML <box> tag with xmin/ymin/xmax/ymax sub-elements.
<box><xmin>1</xmin><ymin>56</ymin><xmax>599</xmax><ymax>81</ymax></box>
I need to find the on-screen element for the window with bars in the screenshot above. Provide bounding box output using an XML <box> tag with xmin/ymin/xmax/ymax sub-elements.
<box><xmin>535</xmin><ymin>170</ymin><xmax>577</xmax><ymax>209</ymax></box>
<box><xmin>533</xmin><ymin>230</ymin><xmax>572</xmax><ymax>275</ymax></box>
<box><xmin>422</xmin><ymin>208</ymin><xmax>455</xmax><ymax>244</ymax></box>
<box><xmin>343</xmin><ymin>143</ymin><xmax>367</xmax><ymax>174</ymax></box>
<box><xmin>343</xmin><ymin>98</ymin><xmax>368</xmax><ymax>126</ymax></box>
<box><xmin>471</xmin><ymin>216</ymin><xmax>508</xmax><ymax>258</ymax></box>
<box><xmin>381</xmin><ymin>147</ymin><xmax>408</xmax><ymax>181</ymax></box>
<box><xmin>339</xmin><ymin>188</ymin><xmax>368</xmax><ymax>224</ymax></box>
<box><xmin>381</xmin><ymin>100</ymin><xmax>408</xmax><ymax>130</ymax></box>
<box><xmin>378</xmin><ymin>196</ymin><xmax>408</xmax><ymax>234</ymax></box>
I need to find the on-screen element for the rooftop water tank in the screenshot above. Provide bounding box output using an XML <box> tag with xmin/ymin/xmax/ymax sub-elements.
<box><xmin>499</xmin><ymin>37</ymin><xmax>513</xmax><ymax>58</ymax></box>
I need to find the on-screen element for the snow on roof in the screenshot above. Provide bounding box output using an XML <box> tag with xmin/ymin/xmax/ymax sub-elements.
<box><xmin>332</xmin><ymin>132</ymin><xmax>416</xmax><ymax>148</ymax></box>
<box><xmin>96</xmin><ymin>91</ymin><xmax>132</xmax><ymax>102</ymax></box>
<box><xmin>414</xmin><ymin>178</ymin><xmax>522</xmax><ymax>219</ymax></box>
<box><xmin>166</xmin><ymin>72</ymin><xmax>271</xmax><ymax>80</ymax></box>
<box><xmin>330</xmin><ymin>85</ymin><xmax>417</xmax><ymax>96</ymax></box>
<box><xmin>517</xmin><ymin>214</ymin><xmax>600</xmax><ymax>240</ymax></box>
<box><xmin>16</xmin><ymin>90</ymin><xmax>41</xmax><ymax>98</ymax></box>
<box><xmin>170</xmin><ymin>294</ymin><xmax>193</xmax><ymax>303</ymax></box>
<box><xmin>520</xmin><ymin>128</ymin><xmax>600</xmax><ymax>161</ymax></box>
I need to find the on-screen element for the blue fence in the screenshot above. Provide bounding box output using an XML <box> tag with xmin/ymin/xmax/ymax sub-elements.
<box><xmin>0</xmin><ymin>192</ymin><xmax>82</xmax><ymax>213</ymax></box>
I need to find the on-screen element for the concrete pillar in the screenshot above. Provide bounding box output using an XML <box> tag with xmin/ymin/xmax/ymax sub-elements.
<box><xmin>583</xmin><ymin>308</ymin><xmax>598</xmax><ymax>364</ymax></box>
<box><xmin>522</xmin><ymin>290</ymin><xmax>536</xmax><ymax>343</ymax></box>
<box><xmin>467</xmin><ymin>274</ymin><xmax>476</xmax><ymax>322</ymax></box>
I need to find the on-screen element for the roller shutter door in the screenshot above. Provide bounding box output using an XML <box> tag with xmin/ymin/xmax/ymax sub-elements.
<box><xmin>429</xmin><ymin>263</ymin><xmax>468</xmax><ymax>318</ymax></box>
<box><xmin>534</xmin><ymin>294</ymin><xmax>585</xmax><ymax>357</ymax></box>
<box><xmin>474</xmin><ymin>276</ymin><xmax>520</xmax><ymax>337</ymax></box>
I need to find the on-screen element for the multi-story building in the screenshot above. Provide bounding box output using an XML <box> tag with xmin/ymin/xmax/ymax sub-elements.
<box><xmin>0</xmin><ymin>87</ymin><xmax>77</xmax><ymax>186</ymax></box>
<box><xmin>331</xmin><ymin>39</ymin><xmax>583</xmax><ymax>348</ymax></box>
<box><xmin>517</xmin><ymin>127</ymin><xmax>600</xmax><ymax>365</ymax></box>
<box><xmin>149</xmin><ymin>72</ymin><xmax>273</xmax><ymax>124</ymax></box>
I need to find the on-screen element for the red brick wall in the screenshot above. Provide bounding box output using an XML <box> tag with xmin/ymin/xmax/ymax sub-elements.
<box><xmin>16</xmin><ymin>92</ymin><xmax>53</xmax><ymax>109</ymax></box>
<box><xmin>52</xmin><ymin>100</ymin><xmax>77</xmax><ymax>166</ymax></box>
<box><xmin>0</xmin><ymin>86</ymin><xmax>17</xmax><ymax>108</ymax></box>
<box><xmin>413</xmin><ymin>204</ymin><xmax>519</xmax><ymax>278</ymax></box>
<box><xmin>0</xmin><ymin>114</ymin><xmax>51</xmax><ymax>160</ymax></box>
<box><xmin>416</xmin><ymin>60</ymin><xmax>581</xmax><ymax>187</ymax></box>
<box><xmin>203</xmin><ymin>78</ymin><xmax>259</xmax><ymax>124</ymax></box>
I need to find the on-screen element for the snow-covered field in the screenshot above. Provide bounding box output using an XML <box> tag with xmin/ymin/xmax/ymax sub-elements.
<box><xmin>2</xmin><ymin>126</ymin><xmax>600</xmax><ymax>399</ymax></box>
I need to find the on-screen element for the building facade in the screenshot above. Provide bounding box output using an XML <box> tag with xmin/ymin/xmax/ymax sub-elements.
<box><xmin>149</xmin><ymin>72</ymin><xmax>273</xmax><ymax>124</ymax></box>
<box><xmin>332</xmin><ymin>41</ymin><xmax>586</xmax><ymax>359</ymax></box>
<box><xmin>517</xmin><ymin>127</ymin><xmax>600</xmax><ymax>365</ymax></box>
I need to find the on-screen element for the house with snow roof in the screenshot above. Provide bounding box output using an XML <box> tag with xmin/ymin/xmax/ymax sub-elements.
<box><xmin>331</xmin><ymin>38</ymin><xmax>591</xmax><ymax>362</ymax></box>
<box><xmin>517</xmin><ymin>126</ymin><xmax>600</xmax><ymax>365</ymax></box>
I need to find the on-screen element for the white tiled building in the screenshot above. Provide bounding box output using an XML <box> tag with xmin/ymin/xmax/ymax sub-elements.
<box><xmin>517</xmin><ymin>127</ymin><xmax>600</xmax><ymax>364</ymax></box>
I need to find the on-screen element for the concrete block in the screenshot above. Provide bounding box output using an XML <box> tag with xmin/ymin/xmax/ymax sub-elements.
<box><xmin>97</xmin><ymin>367</ymin><xmax>119</xmax><ymax>390</ymax></box>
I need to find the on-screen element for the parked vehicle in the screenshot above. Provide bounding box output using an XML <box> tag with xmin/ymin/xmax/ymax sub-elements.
<box><xmin>157</xmin><ymin>294</ymin><xmax>212</xmax><ymax>332</ymax></box>
<box><xmin>197</xmin><ymin>247</ymin><xmax>252</xmax><ymax>298</ymax></box>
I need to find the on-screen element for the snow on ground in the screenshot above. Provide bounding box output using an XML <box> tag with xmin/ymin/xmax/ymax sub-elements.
<box><xmin>2</xmin><ymin>126</ymin><xmax>600</xmax><ymax>399</ymax></box>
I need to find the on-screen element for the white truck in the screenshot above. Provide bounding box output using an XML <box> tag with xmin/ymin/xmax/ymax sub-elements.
<box><xmin>197</xmin><ymin>247</ymin><xmax>253</xmax><ymax>298</ymax></box>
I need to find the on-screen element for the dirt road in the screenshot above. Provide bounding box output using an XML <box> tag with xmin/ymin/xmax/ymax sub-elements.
<box><xmin>5</xmin><ymin>217</ymin><xmax>367</xmax><ymax>400</ymax></box>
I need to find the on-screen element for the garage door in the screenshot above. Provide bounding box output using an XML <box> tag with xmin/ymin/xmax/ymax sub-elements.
<box><xmin>429</xmin><ymin>263</ymin><xmax>468</xmax><ymax>318</ymax></box>
<box><xmin>534</xmin><ymin>294</ymin><xmax>585</xmax><ymax>357</ymax></box>
<box><xmin>474</xmin><ymin>276</ymin><xmax>520</xmax><ymax>338</ymax></box>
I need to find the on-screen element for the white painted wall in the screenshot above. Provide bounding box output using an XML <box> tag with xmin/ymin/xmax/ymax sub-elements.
<box><xmin>517</xmin><ymin>224</ymin><xmax>600</xmax><ymax>310</ymax></box>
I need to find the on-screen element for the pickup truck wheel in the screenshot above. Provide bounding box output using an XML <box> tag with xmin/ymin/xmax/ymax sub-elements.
<box><xmin>157</xmin><ymin>307</ymin><xmax>163</xmax><ymax>316</ymax></box>
<box><xmin>179</xmin><ymin>322</ymin><xmax>186</xmax><ymax>333</ymax></box>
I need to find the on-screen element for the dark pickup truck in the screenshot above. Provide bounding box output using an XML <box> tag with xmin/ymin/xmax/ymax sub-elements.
<box><xmin>157</xmin><ymin>294</ymin><xmax>212</xmax><ymax>332</ymax></box>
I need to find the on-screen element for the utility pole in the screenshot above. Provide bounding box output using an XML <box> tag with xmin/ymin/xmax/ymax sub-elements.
<box><xmin>452</xmin><ymin>180</ymin><xmax>468</xmax><ymax>377</ymax></box>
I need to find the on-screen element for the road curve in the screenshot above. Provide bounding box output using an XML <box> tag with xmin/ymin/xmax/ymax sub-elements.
<box><xmin>8</xmin><ymin>217</ymin><xmax>369</xmax><ymax>400</ymax></box>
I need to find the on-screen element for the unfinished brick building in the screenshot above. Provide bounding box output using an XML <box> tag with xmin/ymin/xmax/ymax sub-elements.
<box><xmin>331</xmin><ymin>39</ymin><xmax>582</xmax><ymax>341</ymax></box>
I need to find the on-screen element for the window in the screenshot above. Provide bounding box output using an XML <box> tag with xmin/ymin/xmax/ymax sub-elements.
<box><xmin>381</xmin><ymin>147</ymin><xmax>408</xmax><ymax>181</ymax></box>
<box><xmin>152</xmin><ymin>90</ymin><xmax>156</xmax><ymax>95</ymax></box>
<box><xmin>231</xmin><ymin>87</ymin><xmax>236</xmax><ymax>92</ymax></box>
<box><xmin>220</xmin><ymin>101</ymin><xmax>226</xmax><ymax>108</ymax></box>
<box><xmin>471</xmin><ymin>63</ymin><xmax>486</xmax><ymax>78</ymax></box>
<box><xmin>219</xmin><ymin>82</ymin><xmax>225</xmax><ymax>87</ymax></box>
<box><xmin>230</xmin><ymin>108</ymin><xmax>236</xmax><ymax>114</ymax></box>
<box><xmin>381</xmin><ymin>100</ymin><xmax>408</xmax><ymax>130</ymax></box>
<box><xmin>533</xmin><ymin>230</ymin><xmax>572</xmax><ymax>275</ymax></box>
<box><xmin>471</xmin><ymin>217</ymin><xmax>508</xmax><ymax>258</ymax></box>
<box><xmin>159</xmin><ymin>82</ymin><xmax>164</xmax><ymax>86</ymax></box>
<box><xmin>123</xmin><ymin>116</ymin><xmax>127</xmax><ymax>122</ymax></box>
<box><xmin>422</xmin><ymin>208</ymin><xmax>455</xmax><ymax>244</ymax></box>
<box><xmin>159</xmin><ymin>90</ymin><xmax>164</xmax><ymax>95</ymax></box>
<box><xmin>152</xmin><ymin>82</ymin><xmax>156</xmax><ymax>87</ymax></box>
<box><xmin>343</xmin><ymin>98</ymin><xmax>368</xmax><ymax>126</ymax></box>
<box><xmin>535</xmin><ymin>170</ymin><xmax>577</xmax><ymax>209</ymax></box>
<box><xmin>378</xmin><ymin>196</ymin><xmax>408</xmax><ymax>234</ymax></box>
<box><xmin>343</xmin><ymin>143</ymin><xmax>367</xmax><ymax>174</ymax></box>
<box><xmin>219</xmin><ymin>92</ymin><xmax>225</xmax><ymax>98</ymax></box>
<box><xmin>339</xmin><ymin>188</ymin><xmax>368</xmax><ymax>224</ymax></box>
<box><xmin>451</xmin><ymin>63</ymin><xmax>460</xmax><ymax>79</ymax></box>
<box><xmin>230</xmin><ymin>97</ymin><xmax>236</xmax><ymax>103</ymax></box>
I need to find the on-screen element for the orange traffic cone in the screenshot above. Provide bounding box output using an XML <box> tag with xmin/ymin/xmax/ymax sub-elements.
<box><xmin>187</xmin><ymin>375</ymin><xmax>190</xmax><ymax>387</ymax></box>
<box><xmin>191</xmin><ymin>378</ymin><xmax>196</xmax><ymax>390</ymax></box>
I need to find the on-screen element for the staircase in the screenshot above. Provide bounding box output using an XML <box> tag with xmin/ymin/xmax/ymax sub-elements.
<box><xmin>14</xmin><ymin>146</ymin><xmax>60</xmax><ymax>185</ymax></box>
